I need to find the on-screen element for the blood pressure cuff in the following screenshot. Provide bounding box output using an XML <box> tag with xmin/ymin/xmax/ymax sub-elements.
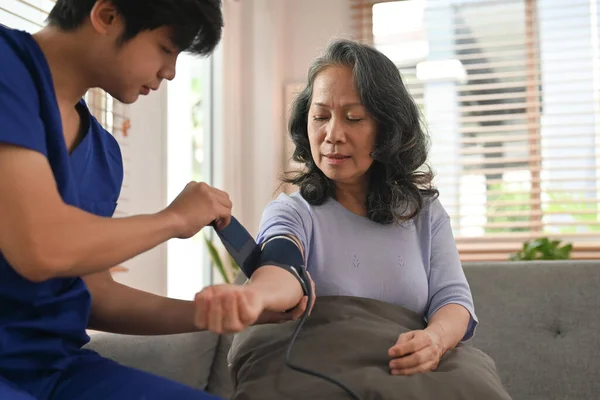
<box><xmin>258</xmin><ymin>236</ymin><xmax>309</xmax><ymax>296</ymax></box>
<box><xmin>212</xmin><ymin>217</ymin><xmax>308</xmax><ymax>295</ymax></box>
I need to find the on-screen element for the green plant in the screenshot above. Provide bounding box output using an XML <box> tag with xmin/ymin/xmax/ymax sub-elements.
<box><xmin>203</xmin><ymin>233</ymin><xmax>240</xmax><ymax>284</ymax></box>
<box><xmin>509</xmin><ymin>237</ymin><xmax>573</xmax><ymax>261</ymax></box>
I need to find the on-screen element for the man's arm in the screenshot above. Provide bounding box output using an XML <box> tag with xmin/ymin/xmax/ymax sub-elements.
<box><xmin>0</xmin><ymin>144</ymin><xmax>231</xmax><ymax>282</ymax></box>
<box><xmin>84</xmin><ymin>271</ymin><xmax>198</xmax><ymax>335</ymax></box>
<box><xmin>84</xmin><ymin>265</ymin><xmax>308</xmax><ymax>335</ymax></box>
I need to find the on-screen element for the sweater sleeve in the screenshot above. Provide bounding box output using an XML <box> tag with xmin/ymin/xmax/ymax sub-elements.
<box><xmin>425</xmin><ymin>200</ymin><xmax>478</xmax><ymax>341</ymax></box>
<box><xmin>256</xmin><ymin>193</ymin><xmax>313</xmax><ymax>262</ymax></box>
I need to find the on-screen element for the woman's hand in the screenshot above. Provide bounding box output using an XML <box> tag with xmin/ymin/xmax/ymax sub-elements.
<box><xmin>387</xmin><ymin>329</ymin><xmax>445</xmax><ymax>376</ymax></box>
<box><xmin>193</xmin><ymin>284</ymin><xmax>264</xmax><ymax>334</ymax></box>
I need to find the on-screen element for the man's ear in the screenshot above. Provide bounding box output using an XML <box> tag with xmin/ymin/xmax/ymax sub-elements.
<box><xmin>89</xmin><ymin>0</ymin><xmax>121</xmax><ymax>36</ymax></box>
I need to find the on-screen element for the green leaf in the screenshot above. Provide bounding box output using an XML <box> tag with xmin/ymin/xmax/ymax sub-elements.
<box><xmin>528</xmin><ymin>239</ymin><xmax>545</xmax><ymax>250</ymax></box>
<box><xmin>203</xmin><ymin>234</ymin><xmax>231</xmax><ymax>284</ymax></box>
<box><xmin>229</xmin><ymin>254</ymin><xmax>240</xmax><ymax>271</ymax></box>
<box><xmin>509</xmin><ymin>237</ymin><xmax>572</xmax><ymax>261</ymax></box>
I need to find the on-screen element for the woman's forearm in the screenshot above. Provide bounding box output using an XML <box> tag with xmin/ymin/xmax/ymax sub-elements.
<box><xmin>425</xmin><ymin>303</ymin><xmax>471</xmax><ymax>354</ymax></box>
<box><xmin>246</xmin><ymin>265</ymin><xmax>304</xmax><ymax>312</ymax></box>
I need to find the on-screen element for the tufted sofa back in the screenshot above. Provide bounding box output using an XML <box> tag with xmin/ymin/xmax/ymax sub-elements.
<box><xmin>464</xmin><ymin>260</ymin><xmax>600</xmax><ymax>400</ymax></box>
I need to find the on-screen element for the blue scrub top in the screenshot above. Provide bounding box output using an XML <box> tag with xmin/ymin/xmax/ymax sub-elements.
<box><xmin>0</xmin><ymin>25</ymin><xmax>124</xmax><ymax>374</ymax></box>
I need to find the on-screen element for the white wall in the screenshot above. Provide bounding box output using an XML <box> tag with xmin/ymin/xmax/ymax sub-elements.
<box><xmin>112</xmin><ymin>89</ymin><xmax>169</xmax><ymax>295</ymax></box>
<box><xmin>114</xmin><ymin>58</ymin><xmax>214</xmax><ymax>297</ymax></box>
<box><xmin>284</xmin><ymin>0</ymin><xmax>353</xmax><ymax>83</ymax></box>
<box><xmin>219</xmin><ymin>0</ymin><xmax>353</xmax><ymax>235</ymax></box>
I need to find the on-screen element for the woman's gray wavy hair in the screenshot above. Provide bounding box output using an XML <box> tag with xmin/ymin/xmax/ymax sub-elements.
<box><xmin>283</xmin><ymin>38</ymin><xmax>438</xmax><ymax>224</ymax></box>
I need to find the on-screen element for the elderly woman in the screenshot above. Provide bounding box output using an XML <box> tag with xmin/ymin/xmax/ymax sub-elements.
<box><xmin>216</xmin><ymin>39</ymin><xmax>511</xmax><ymax>400</ymax></box>
<box><xmin>256</xmin><ymin>38</ymin><xmax>476</xmax><ymax>376</ymax></box>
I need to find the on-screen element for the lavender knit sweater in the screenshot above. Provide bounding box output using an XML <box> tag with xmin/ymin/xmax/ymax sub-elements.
<box><xmin>256</xmin><ymin>191</ymin><xmax>478</xmax><ymax>341</ymax></box>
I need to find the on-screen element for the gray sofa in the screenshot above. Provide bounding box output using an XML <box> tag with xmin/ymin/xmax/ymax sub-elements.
<box><xmin>85</xmin><ymin>260</ymin><xmax>600</xmax><ymax>399</ymax></box>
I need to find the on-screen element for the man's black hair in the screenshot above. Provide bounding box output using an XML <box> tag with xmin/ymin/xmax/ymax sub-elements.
<box><xmin>47</xmin><ymin>0</ymin><xmax>223</xmax><ymax>56</ymax></box>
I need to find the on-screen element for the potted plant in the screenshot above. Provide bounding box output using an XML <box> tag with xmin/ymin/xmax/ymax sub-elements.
<box><xmin>509</xmin><ymin>237</ymin><xmax>573</xmax><ymax>261</ymax></box>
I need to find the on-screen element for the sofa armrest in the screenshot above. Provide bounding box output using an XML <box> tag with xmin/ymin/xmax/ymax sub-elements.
<box><xmin>83</xmin><ymin>331</ymin><xmax>221</xmax><ymax>391</ymax></box>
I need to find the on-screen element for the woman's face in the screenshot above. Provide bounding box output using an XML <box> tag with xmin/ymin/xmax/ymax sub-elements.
<box><xmin>307</xmin><ymin>65</ymin><xmax>377</xmax><ymax>189</ymax></box>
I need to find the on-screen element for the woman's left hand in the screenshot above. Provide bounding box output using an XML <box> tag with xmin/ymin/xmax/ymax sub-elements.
<box><xmin>387</xmin><ymin>329</ymin><xmax>445</xmax><ymax>376</ymax></box>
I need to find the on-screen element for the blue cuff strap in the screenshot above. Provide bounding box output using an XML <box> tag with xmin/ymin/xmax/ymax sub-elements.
<box><xmin>212</xmin><ymin>217</ymin><xmax>262</xmax><ymax>278</ymax></box>
<box><xmin>258</xmin><ymin>237</ymin><xmax>309</xmax><ymax>295</ymax></box>
<box><xmin>212</xmin><ymin>217</ymin><xmax>309</xmax><ymax>295</ymax></box>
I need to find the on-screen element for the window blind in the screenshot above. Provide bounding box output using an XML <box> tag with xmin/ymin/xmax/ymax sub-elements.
<box><xmin>351</xmin><ymin>0</ymin><xmax>600</xmax><ymax>261</ymax></box>
<box><xmin>0</xmin><ymin>0</ymin><xmax>132</xmax><ymax>218</ymax></box>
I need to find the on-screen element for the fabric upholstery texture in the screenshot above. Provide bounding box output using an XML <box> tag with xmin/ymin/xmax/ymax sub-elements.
<box><xmin>86</xmin><ymin>261</ymin><xmax>600</xmax><ymax>400</ymax></box>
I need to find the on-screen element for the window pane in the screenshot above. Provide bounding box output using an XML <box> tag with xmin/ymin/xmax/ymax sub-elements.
<box><xmin>372</xmin><ymin>0</ymin><xmax>600</xmax><ymax>242</ymax></box>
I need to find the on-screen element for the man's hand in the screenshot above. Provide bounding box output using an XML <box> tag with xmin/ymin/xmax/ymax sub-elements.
<box><xmin>163</xmin><ymin>182</ymin><xmax>232</xmax><ymax>239</ymax></box>
<box><xmin>193</xmin><ymin>272</ymin><xmax>316</xmax><ymax>332</ymax></box>
<box><xmin>0</xmin><ymin>144</ymin><xmax>234</xmax><ymax>281</ymax></box>
<box><xmin>193</xmin><ymin>284</ymin><xmax>264</xmax><ymax>334</ymax></box>
<box><xmin>387</xmin><ymin>329</ymin><xmax>445</xmax><ymax>376</ymax></box>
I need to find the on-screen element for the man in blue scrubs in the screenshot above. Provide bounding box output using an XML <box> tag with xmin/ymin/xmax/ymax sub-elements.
<box><xmin>0</xmin><ymin>1</ymin><xmax>309</xmax><ymax>399</ymax></box>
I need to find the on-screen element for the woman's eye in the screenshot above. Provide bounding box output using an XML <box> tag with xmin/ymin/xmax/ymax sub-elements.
<box><xmin>161</xmin><ymin>46</ymin><xmax>173</xmax><ymax>55</ymax></box>
<box><xmin>347</xmin><ymin>117</ymin><xmax>363</xmax><ymax>122</ymax></box>
<box><xmin>313</xmin><ymin>116</ymin><xmax>328</xmax><ymax>121</ymax></box>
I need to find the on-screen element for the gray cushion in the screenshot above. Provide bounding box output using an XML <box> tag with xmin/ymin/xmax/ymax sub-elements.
<box><xmin>464</xmin><ymin>261</ymin><xmax>600</xmax><ymax>400</ymax></box>
<box><xmin>84</xmin><ymin>331</ymin><xmax>220</xmax><ymax>390</ymax></box>
<box><xmin>84</xmin><ymin>262</ymin><xmax>600</xmax><ymax>400</ymax></box>
<box><xmin>206</xmin><ymin>334</ymin><xmax>234</xmax><ymax>398</ymax></box>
